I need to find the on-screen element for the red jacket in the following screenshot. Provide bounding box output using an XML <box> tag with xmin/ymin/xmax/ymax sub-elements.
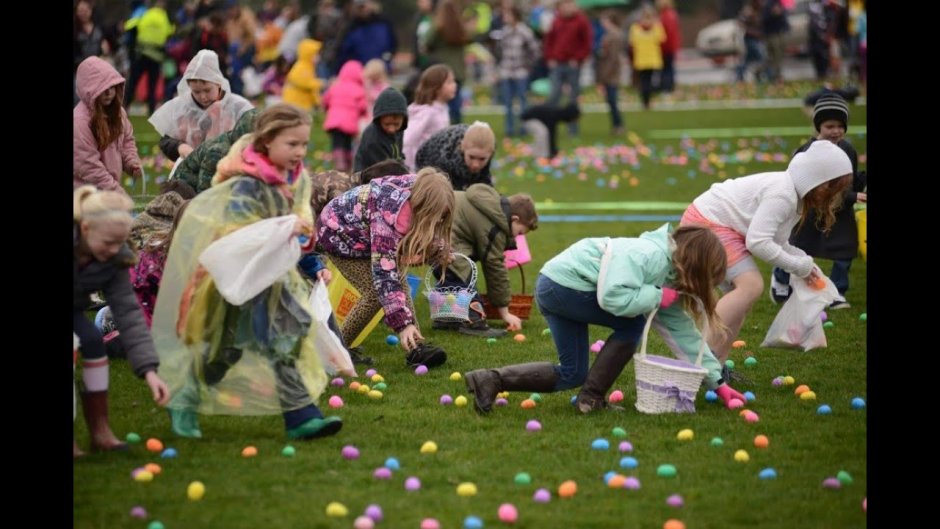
<box><xmin>659</xmin><ymin>7</ymin><xmax>681</xmax><ymax>56</ymax></box>
<box><xmin>543</xmin><ymin>11</ymin><xmax>593</xmax><ymax>62</ymax></box>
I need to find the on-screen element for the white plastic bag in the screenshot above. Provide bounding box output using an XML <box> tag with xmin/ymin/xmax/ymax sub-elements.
<box><xmin>309</xmin><ymin>280</ymin><xmax>357</xmax><ymax>377</ymax></box>
<box><xmin>198</xmin><ymin>215</ymin><xmax>301</xmax><ymax>306</ymax></box>
<box><xmin>761</xmin><ymin>273</ymin><xmax>840</xmax><ymax>351</ymax></box>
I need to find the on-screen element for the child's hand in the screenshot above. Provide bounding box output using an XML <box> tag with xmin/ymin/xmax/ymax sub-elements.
<box><xmin>399</xmin><ymin>324</ymin><xmax>424</xmax><ymax>351</ymax></box>
<box><xmin>293</xmin><ymin>217</ymin><xmax>313</xmax><ymax>236</ymax></box>
<box><xmin>145</xmin><ymin>371</ymin><xmax>170</xmax><ymax>406</ymax></box>
<box><xmin>660</xmin><ymin>287</ymin><xmax>679</xmax><ymax>309</ymax></box>
<box><xmin>715</xmin><ymin>384</ymin><xmax>746</xmax><ymax>409</ymax></box>
<box><xmin>504</xmin><ymin>313</ymin><xmax>523</xmax><ymax>332</ymax></box>
<box><xmin>317</xmin><ymin>268</ymin><xmax>332</xmax><ymax>285</ymax></box>
<box><xmin>804</xmin><ymin>267</ymin><xmax>826</xmax><ymax>290</ymax></box>
<box><xmin>131</xmin><ymin>166</ymin><xmax>143</xmax><ymax>178</ymax></box>
<box><xmin>856</xmin><ymin>192</ymin><xmax>867</xmax><ymax>203</ymax></box>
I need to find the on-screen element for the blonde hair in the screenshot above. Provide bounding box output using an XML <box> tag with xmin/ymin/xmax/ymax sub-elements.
<box><xmin>461</xmin><ymin>121</ymin><xmax>495</xmax><ymax>153</ymax></box>
<box><xmin>73</xmin><ymin>185</ymin><xmax>134</xmax><ymax>229</ymax></box>
<box><xmin>670</xmin><ymin>225</ymin><xmax>727</xmax><ymax>334</ymax></box>
<box><xmin>799</xmin><ymin>174</ymin><xmax>851</xmax><ymax>234</ymax></box>
<box><xmin>251</xmin><ymin>103</ymin><xmax>312</xmax><ymax>155</ymax></box>
<box><xmin>397</xmin><ymin>167</ymin><xmax>455</xmax><ymax>275</ymax></box>
<box><xmin>91</xmin><ymin>83</ymin><xmax>125</xmax><ymax>151</ymax></box>
<box><xmin>362</xmin><ymin>59</ymin><xmax>388</xmax><ymax>82</ymax></box>
<box><xmin>414</xmin><ymin>64</ymin><xmax>454</xmax><ymax>105</ymax></box>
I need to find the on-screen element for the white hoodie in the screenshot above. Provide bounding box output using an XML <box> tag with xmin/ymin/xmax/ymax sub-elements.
<box><xmin>691</xmin><ymin>140</ymin><xmax>852</xmax><ymax>277</ymax></box>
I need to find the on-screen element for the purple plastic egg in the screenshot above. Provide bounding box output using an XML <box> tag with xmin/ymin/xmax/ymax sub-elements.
<box><xmin>373</xmin><ymin>467</ymin><xmax>392</xmax><ymax>480</ymax></box>
<box><xmin>533</xmin><ymin>488</ymin><xmax>551</xmax><ymax>503</ymax></box>
<box><xmin>341</xmin><ymin>445</ymin><xmax>360</xmax><ymax>459</ymax></box>
<box><xmin>364</xmin><ymin>504</ymin><xmax>383</xmax><ymax>522</ymax></box>
<box><xmin>666</xmin><ymin>494</ymin><xmax>684</xmax><ymax>507</ymax></box>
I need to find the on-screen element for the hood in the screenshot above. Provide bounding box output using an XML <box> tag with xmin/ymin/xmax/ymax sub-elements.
<box><xmin>177</xmin><ymin>49</ymin><xmax>231</xmax><ymax>100</ymax></box>
<box><xmin>638</xmin><ymin>223</ymin><xmax>675</xmax><ymax>256</ymax></box>
<box><xmin>372</xmin><ymin>87</ymin><xmax>408</xmax><ymax>131</ymax></box>
<box><xmin>296</xmin><ymin>38</ymin><xmax>322</xmax><ymax>62</ymax></box>
<box><xmin>464</xmin><ymin>183</ymin><xmax>509</xmax><ymax>233</ymax></box>
<box><xmin>76</xmin><ymin>56</ymin><xmax>126</xmax><ymax>109</ymax></box>
<box><xmin>787</xmin><ymin>140</ymin><xmax>853</xmax><ymax>198</ymax></box>
<box><xmin>336</xmin><ymin>60</ymin><xmax>364</xmax><ymax>84</ymax></box>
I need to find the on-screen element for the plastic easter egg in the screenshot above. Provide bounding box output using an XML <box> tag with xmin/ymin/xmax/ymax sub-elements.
<box><xmin>241</xmin><ymin>446</ymin><xmax>258</xmax><ymax>457</ymax></box>
<box><xmin>666</xmin><ymin>494</ymin><xmax>684</xmax><ymax>507</ymax></box>
<box><xmin>187</xmin><ymin>481</ymin><xmax>205</xmax><ymax>500</ymax></box>
<box><xmin>440</xmin><ymin>394</ymin><xmax>453</xmax><ymax>405</ymax></box>
<box><xmin>414</xmin><ymin>365</ymin><xmax>429</xmax><ymax>375</ymax></box>
<box><xmin>800</xmin><ymin>391</ymin><xmax>817</xmax><ymax>401</ymax></box>
<box><xmin>405</xmin><ymin>477</ymin><xmax>422</xmax><ymax>491</ymax></box>
<box><xmin>710</xmin><ymin>437</ymin><xmax>724</xmax><ymax>447</ymax></box>
<box><xmin>657</xmin><ymin>464</ymin><xmax>677</xmax><ymax>478</ymax></box>
<box><xmin>450</xmin><ymin>372</ymin><xmax>463</xmax><ymax>381</ymax></box>
<box><xmin>134</xmin><ymin>470</ymin><xmax>154</xmax><ymax>483</ymax></box>
<box><xmin>420</xmin><ymin>441</ymin><xmax>438</xmax><ymax>454</ymax></box>
<box><xmin>533</xmin><ymin>488</ymin><xmax>551</xmax><ymax>503</ymax></box>
<box><xmin>513</xmin><ymin>334</ymin><xmax>526</xmax><ymax>342</ymax></box>
<box><xmin>754</xmin><ymin>435</ymin><xmax>769</xmax><ymax>448</ymax></box>
<box><xmin>817</xmin><ymin>404</ymin><xmax>832</xmax><ymax>415</ymax></box>
<box><xmin>526</xmin><ymin>420</ymin><xmax>542</xmax><ymax>432</ymax></box>
<box><xmin>146</xmin><ymin>438</ymin><xmax>163</xmax><ymax>452</ymax></box>
<box><xmin>497</xmin><ymin>503</ymin><xmax>518</xmax><ymax>523</ymax></box>
<box><xmin>591</xmin><ymin>438</ymin><xmax>610</xmax><ymax>450</ymax></box>
<box><xmin>608</xmin><ymin>390</ymin><xmax>624</xmax><ymax>403</ymax></box>
<box><xmin>664</xmin><ymin>520</ymin><xmax>686</xmax><ymax>529</ymax></box>
<box><xmin>514</xmin><ymin>472</ymin><xmax>532</xmax><ymax>485</ymax></box>
<box><xmin>421</xmin><ymin>519</ymin><xmax>440</xmax><ymax>529</ymax></box>
<box><xmin>837</xmin><ymin>470</ymin><xmax>853</xmax><ymax>485</ymax></box>
<box><xmin>457</xmin><ymin>482</ymin><xmax>478</xmax><ymax>496</ymax></box>
<box><xmin>282</xmin><ymin>445</ymin><xmax>296</xmax><ymax>457</ymax></box>
<box><xmin>851</xmin><ymin>397</ymin><xmax>866</xmax><ymax>409</ymax></box>
<box><xmin>353</xmin><ymin>516</ymin><xmax>375</xmax><ymax>529</ymax></box>
<box><xmin>618</xmin><ymin>441</ymin><xmax>633</xmax><ymax>453</ymax></box>
<box><xmin>325</xmin><ymin>501</ymin><xmax>348</xmax><ymax>516</ymax></box>
<box><xmin>704</xmin><ymin>390</ymin><xmax>718</xmax><ymax>402</ymax></box>
<box><xmin>161</xmin><ymin>448</ymin><xmax>177</xmax><ymax>458</ymax></box>
<box><xmin>558</xmin><ymin>480</ymin><xmax>577</xmax><ymax>498</ymax></box>
<box><xmin>744</xmin><ymin>357</ymin><xmax>758</xmax><ymax>367</ymax></box>
<box><xmin>126</xmin><ymin>433</ymin><xmax>141</xmax><ymax>443</ymax></box>
<box><xmin>676</xmin><ymin>429</ymin><xmax>693</xmax><ymax>441</ymax></box>
<box><xmin>373</xmin><ymin>467</ymin><xmax>392</xmax><ymax>480</ymax></box>
<box><xmin>734</xmin><ymin>450</ymin><xmax>750</xmax><ymax>463</ymax></box>
<box><xmin>520</xmin><ymin>399</ymin><xmax>536</xmax><ymax>409</ymax></box>
<box><xmin>611</xmin><ymin>427</ymin><xmax>627</xmax><ymax>438</ymax></box>
<box><xmin>341</xmin><ymin>445</ymin><xmax>360</xmax><ymax>460</ymax></box>
<box><xmin>822</xmin><ymin>477</ymin><xmax>841</xmax><ymax>489</ymax></box>
<box><xmin>331</xmin><ymin>377</ymin><xmax>345</xmax><ymax>387</ymax></box>
<box><xmin>130</xmin><ymin>506</ymin><xmax>147</xmax><ymax>519</ymax></box>
<box><xmin>386</xmin><ymin>335</ymin><xmax>400</xmax><ymax>346</ymax></box>
<box><xmin>759</xmin><ymin>468</ymin><xmax>777</xmax><ymax>480</ymax></box>
<box><xmin>464</xmin><ymin>515</ymin><xmax>483</xmax><ymax>529</ymax></box>
<box><xmin>384</xmin><ymin>457</ymin><xmax>400</xmax><ymax>470</ymax></box>
<box><xmin>455</xmin><ymin>395</ymin><xmax>468</xmax><ymax>407</ymax></box>
<box><xmin>365</xmin><ymin>504</ymin><xmax>383</xmax><ymax>522</ymax></box>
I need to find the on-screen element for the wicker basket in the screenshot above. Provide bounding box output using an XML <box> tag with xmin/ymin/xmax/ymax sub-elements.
<box><xmin>634</xmin><ymin>298</ymin><xmax>709</xmax><ymax>414</ymax></box>
<box><xmin>481</xmin><ymin>260</ymin><xmax>534</xmax><ymax>320</ymax></box>
<box><xmin>424</xmin><ymin>253</ymin><xmax>478</xmax><ymax>322</ymax></box>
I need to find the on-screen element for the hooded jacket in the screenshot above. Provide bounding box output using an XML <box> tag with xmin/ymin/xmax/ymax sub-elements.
<box><xmin>450</xmin><ymin>184</ymin><xmax>514</xmax><ymax>308</ymax></box>
<box><xmin>322</xmin><ymin>60</ymin><xmax>368</xmax><ymax>135</ymax></box>
<box><xmin>73</xmin><ymin>57</ymin><xmax>141</xmax><ymax>192</ymax></box>
<box><xmin>282</xmin><ymin>39</ymin><xmax>323</xmax><ymax>111</ymax></box>
<box><xmin>691</xmin><ymin>140</ymin><xmax>853</xmax><ymax>278</ymax></box>
<box><xmin>353</xmin><ymin>87</ymin><xmax>408</xmax><ymax>173</ymax></box>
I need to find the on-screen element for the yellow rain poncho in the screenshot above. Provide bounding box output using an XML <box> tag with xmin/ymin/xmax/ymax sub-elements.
<box><xmin>152</xmin><ymin>136</ymin><xmax>327</xmax><ymax>415</ymax></box>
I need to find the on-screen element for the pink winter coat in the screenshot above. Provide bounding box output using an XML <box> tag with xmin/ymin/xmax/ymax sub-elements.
<box><xmin>402</xmin><ymin>102</ymin><xmax>450</xmax><ymax>171</ymax></box>
<box><xmin>73</xmin><ymin>56</ymin><xmax>141</xmax><ymax>192</ymax></box>
<box><xmin>322</xmin><ymin>60</ymin><xmax>368</xmax><ymax>136</ymax></box>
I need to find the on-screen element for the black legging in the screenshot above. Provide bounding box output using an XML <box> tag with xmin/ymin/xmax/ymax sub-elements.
<box><xmin>74</xmin><ymin>310</ymin><xmax>106</xmax><ymax>361</ymax></box>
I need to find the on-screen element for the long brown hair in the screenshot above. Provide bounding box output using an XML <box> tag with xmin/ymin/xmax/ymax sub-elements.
<box><xmin>435</xmin><ymin>0</ymin><xmax>469</xmax><ymax>46</ymax></box>
<box><xmin>414</xmin><ymin>64</ymin><xmax>453</xmax><ymax>105</ymax></box>
<box><xmin>397</xmin><ymin>167</ymin><xmax>454</xmax><ymax>275</ymax></box>
<box><xmin>91</xmin><ymin>83</ymin><xmax>125</xmax><ymax>151</ymax></box>
<box><xmin>798</xmin><ymin>174</ymin><xmax>851</xmax><ymax>234</ymax></box>
<box><xmin>670</xmin><ymin>225</ymin><xmax>727</xmax><ymax>333</ymax></box>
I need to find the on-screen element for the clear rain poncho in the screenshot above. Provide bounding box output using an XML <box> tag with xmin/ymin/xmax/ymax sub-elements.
<box><xmin>151</xmin><ymin>137</ymin><xmax>327</xmax><ymax>415</ymax></box>
<box><xmin>148</xmin><ymin>49</ymin><xmax>253</xmax><ymax>150</ymax></box>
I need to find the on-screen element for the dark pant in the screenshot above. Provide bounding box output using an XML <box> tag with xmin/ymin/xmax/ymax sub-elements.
<box><xmin>659</xmin><ymin>53</ymin><xmax>676</xmax><ymax>92</ymax></box>
<box><xmin>534</xmin><ymin>274</ymin><xmax>646</xmax><ymax>390</ymax></box>
<box><xmin>329</xmin><ymin>130</ymin><xmax>353</xmax><ymax>151</ymax></box>
<box><xmin>125</xmin><ymin>55</ymin><xmax>162</xmax><ymax>115</ymax></box>
<box><xmin>74</xmin><ymin>310</ymin><xmax>106</xmax><ymax>361</ymax></box>
<box><xmin>773</xmin><ymin>259</ymin><xmax>851</xmax><ymax>296</ymax></box>
<box><xmin>637</xmin><ymin>70</ymin><xmax>655</xmax><ymax>109</ymax></box>
<box><xmin>604</xmin><ymin>83</ymin><xmax>623</xmax><ymax>128</ymax></box>
<box><xmin>448</xmin><ymin>80</ymin><xmax>463</xmax><ymax>124</ymax></box>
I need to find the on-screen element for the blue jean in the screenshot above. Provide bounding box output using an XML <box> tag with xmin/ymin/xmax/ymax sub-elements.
<box><xmin>535</xmin><ymin>274</ymin><xmax>646</xmax><ymax>391</ymax></box>
<box><xmin>773</xmin><ymin>259</ymin><xmax>851</xmax><ymax>295</ymax></box>
<box><xmin>448</xmin><ymin>80</ymin><xmax>463</xmax><ymax>124</ymax></box>
<box><xmin>499</xmin><ymin>77</ymin><xmax>528</xmax><ymax>136</ymax></box>
<box><xmin>547</xmin><ymin>63</ymin><xmax>581</xmax><ymax>134</ymax></box>
<box><xmin>604</xmin><ymin>83</ymin><xmax>623</xmax><ymax>128</ymax></box>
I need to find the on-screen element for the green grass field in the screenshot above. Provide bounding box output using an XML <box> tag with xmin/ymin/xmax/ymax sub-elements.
<box><xmin>74</xmin><ymin>100</ymin><xmax>867</xmax><ymax>529</ymax></box>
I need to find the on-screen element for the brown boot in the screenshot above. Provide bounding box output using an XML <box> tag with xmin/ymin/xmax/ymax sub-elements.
<box><xmin>465</xmin><ymin>362</ymin><xmax>558</xmax><ymax>414</ymax></box>
<box><xmin>81</xmin><ymin>390</ymin><xmax>128</xmax><ymax>452</ymax></box>
<box><xmin>576</xmin><ymin>338</ymin><xmax>637</xmax><ymax>414</ymax></box>
<box><xmin>73</xmin><ymin>439</ymin><xmax>86</xmax><ymax>459</ymax></box>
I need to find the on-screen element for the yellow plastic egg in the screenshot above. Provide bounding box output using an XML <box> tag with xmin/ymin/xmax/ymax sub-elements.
<box><xmin>734</xmin><ymin>450</ymin><xmax>750</xmax><ymax>463</ymax></box>
<box><xmin>371</xmin><ymin>374</ymin><xmax>385</xmax><ymax>383</ymax></box>
<box><xmin>187</xmin><ymin>481</ymin><xmax>205</xmax><ymax>500</ymax></box>
<box><xmin>800</xmin><ymin>391</ymin><xmax>817</xmax><ymax>400</ymax></box>
<box><xmin>368</xmin><ymin>390</ymin><xmax>383</xmax><ymax>399</ymax></box>
<box><xmin>420</xmin><ymin>441</ymin><xmax>438</xmax><ymax>454</ymax></box>
<box><xmin>677</xmin><ymin>429</ymin><xmax>694</xmax><ymax>441</ymax></box>
<box><xmin>450</xmin><ymin>372</ymin><xmax>463</xmax><ymax>381</ymax></box>
<box><xmin>325</xmin><ymin>501</ymin><xmax>348</xmax><ymax>517</ymax></box>
<box><xmin>454</xmin><ymin>395</ymin><xmax>468</xmax><ymax>407</ymax></box>
<box><xmin>456</xmin><ymin>482</ymin><xmax>478</xmax><ymax>496</ymax></box>
<box><xmin>134</xmin><ymin>471</ymin><xmax>154</xmax><ymax>483</ymax></box>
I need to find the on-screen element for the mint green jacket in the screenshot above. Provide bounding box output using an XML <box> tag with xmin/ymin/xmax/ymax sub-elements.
<box><xmin>540</xmin><ymin>224</ymin><xmax>723</xmax><ymax>388</ymax></box>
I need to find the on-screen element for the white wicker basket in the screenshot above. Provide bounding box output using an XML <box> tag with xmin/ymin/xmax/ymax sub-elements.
<box><xmin>424</xmin><ymin>253</ymin><xmax>478</xmax><ymax>322</ymax></box>
<box><xmin>634</xmin><ymin>298</ymin><xmax>709</xmax><ymax>414</ymax></box>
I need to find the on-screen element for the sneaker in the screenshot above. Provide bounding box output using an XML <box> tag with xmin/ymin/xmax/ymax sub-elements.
<box><xmin>458</xmin><ymin>320</ymin><xmax>508</xmax><ymax>338</ymax></box>
<box><xmin>406</xmin><ymin>342</ymin><xmax>448</xmax><ymax>368</ymax></box>
<box><xmin>769</xmin><ymin>274</ymin><xmax>791</xmax><ymax>304</ymax></box>
<box><xmin>347</xmin><ymin>347</ymin><xmax>374</xmax><ymax>366</ymax></box>
<box><xmin>286</xmin><ymin>416</ymin><xmax>343</xmax><ymax>440</ymax></box>
<box><xmin>828</xmin><ymin>299</ymin><xmax>851</xmax><ymax>310</ymax></box>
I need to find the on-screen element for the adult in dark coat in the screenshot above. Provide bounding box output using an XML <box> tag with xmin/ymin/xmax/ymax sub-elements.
<box><xmin>414</xmin><ymin>123</ymin><xmax>496</xmax><ymax>190</ymax></box>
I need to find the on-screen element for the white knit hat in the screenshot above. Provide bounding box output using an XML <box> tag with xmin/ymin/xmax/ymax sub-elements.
<box><xmin>787</xmin><ymin>140</ymin><xmax>853</xmax><ymax>198</ymax></box>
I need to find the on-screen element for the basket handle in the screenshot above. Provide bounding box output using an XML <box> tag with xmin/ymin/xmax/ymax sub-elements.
<box><xmin>635</xmin><ymin>293</ymin><xmax>708</xmax><ymax>368</ymax></box>
<box><xmin>506</xmin><ymin>259</ymin><xmax>526</xmax><ymax>294</ymax></box>
<box><xmin>424</xmin><ymin>252</ymin><xmax>478</xmax><ymax>291</ymax></box>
